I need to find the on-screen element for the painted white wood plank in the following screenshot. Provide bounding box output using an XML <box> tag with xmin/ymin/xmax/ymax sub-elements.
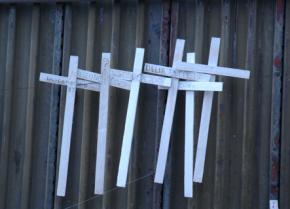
<box><xmin>110</xmin><ymin>68</ymin><xmax>133</xmax><ymax>80</ymax></box>
<box><xmin>78</xmin><ymin>68</ymin><xmax>102</xmax><ymax>83</ymax></box>
<box><xmin>184</xmin><ymin>53</ymin><xmax>195</xmax><ymax>198</ymax></box>
<box><xmin>154</xmin><ymin>39</ymin><xmax>185</xmax><ymax>184</ymax></box>
<box><xmin>193</xmin><ymin>37</ymin><xmax>220</xmax><ymax>183</ymax></box>
<box><xmin>110</xmin><ymin>77</ymin><xmax>132</xmax><ymax>90</ymax></box>
<box><xmin>178</xmin><ymin>81</ymin><xmax>223</xmax><ymax>91</ymax></box>
<box><xmin>269</xmin><ymin>200</ymin><xmax>279</xmax><ymax>209</ymax></box>
<box><xmin>117</xmin><ymin>48</ymin><xmax>145</xmax><ymax>187</ymax></box>
<box><xmin>40</xmin><ymin>72</ymin><xmax>101</xmax><ymax>92</ymax></box>
<box><xmin>78</xmin><ymin>68</ymin><xmax>131</xmax><ymax>90</ymax></box>
<box><xmin>141</xmin><ymin>74</ymin><xmax>171</xmax><ymax>87</ymax></box>
<box><xmin>94</xmin><ymin>53</ymin><xmax>111</xmax><ymax>194</ymax></box>
<box><xmin>175</xmin><ymin>62</ymin><xmax>250</xmax><ymax>79</ymax></box>
<box><xmin>40</xmin><ymin>73</ymin><xmax>68</xmax><ymax>85</ymax></box>
<box><xmin>144</xmin><ymin>63</ymin><xmax>211</xmax><ymax>81</ymax></box>
<box><xmin>56</xmin><ymin>56</ymin><xmax>78</xmax><ymax>196</ymax></box>
<box><xmin>111</xmin><ymin>68</ymin><xmax>172</xmax><ymax>87</ymax></box>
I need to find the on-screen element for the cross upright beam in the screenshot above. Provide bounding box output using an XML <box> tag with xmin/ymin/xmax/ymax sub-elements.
<box><xmin>143</xmin><ymin>39</ymin><xmax>225</xmax><ymax>186</ymax></box>
<box><xmin>40</xmin><ymin>55</ymin><xmax>111</xmax><ymax>196</ymax></box>
<box><xmin>56</xmin><ymin>56</ymin><xmax>78</xmax><ymax>196</ymax></box>
<box><xmin>154</xmin><ymin>39</ymin><xmax>185</xmax><ymax>183</ymax></box>
<box><xmin>94</xmin><ymin>53</ymin><xmax>111</xmax><ymax>194</ymax></box>
<box><xmin>184</xmin><ymin>52</ymin><xmax>195</xmax><ymax>198</ymax></box>
<box><xmin>116</xmin><ymin>48</ymin><xmax>144</xmax><ymax>187</ymax></box>
<box><xmin>193</xmin><ymin>37</ymin><xmax>220</xmax><ymax>183</ymax></box>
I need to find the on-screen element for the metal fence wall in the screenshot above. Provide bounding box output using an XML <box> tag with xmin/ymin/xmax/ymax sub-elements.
<box><xmin>0</xmin><ymin>0</ymin><xmax>289</xmax><ymax>209</ymax></box>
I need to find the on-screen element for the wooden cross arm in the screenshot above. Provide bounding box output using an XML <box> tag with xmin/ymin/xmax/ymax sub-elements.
<box><xmin>110</xmin><ymin>69</ymin><xmax>222</xmax><ymax>91</ymax></box>
<box><xmin>78</xmin><ymin>68</ymin><xmax>131</xmax><ymax>90</ymax></box>
<box><xmin>144</xmin><ymin>63</ymin><xmax>211</xmax><ymax>81</ymax></box>
<box><xmin>178</xmin><ymin>81</ymin><xmax>223</xmax><ymax>91</ymax></box>
<box><xmin>39</xmin><ymin>72</ymin><xmax>100</xmax><ymax>92</ymax></box>
<box><xmin>110</xmin><ymin>68</ymin><xmax>172</xmax><ymax>87</ymax></box>
<box><xmin>175</xmin><ymin>61</ymin><xmax>250</xmax><ymax>79</ymax></box>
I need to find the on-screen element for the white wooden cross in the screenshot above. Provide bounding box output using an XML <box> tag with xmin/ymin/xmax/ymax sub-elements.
<box><xmin>143</xmin><ymin>39</ymin><xmax>224</xmax><ymax>188</ymax></box>
<box><xmin>40</xmin><ymin>53</ymin><xmax>132</xmax><ymax>196</ymax></box>
<box><xmin>175</xmin><ymin>39</ymin><xmax>250</xmax><ymax>184</ymax></box>
<box><xmin>144</xmin><ymin>37</ymin><xmax>250</xmax><ymax>197</ymax></box>
<box><xmin>40</xmin><ymin>56</ymin><xmax>81</xmax><ymax>197</ymax></box>
<box><xmin>112</xmin><ymin>47</ymin><xmax>223</xmax><ymax>188</ymax></box>
<box><xmin>184</xmin><ymin>52</ymin><xmax>195</xmax><ymax>198</ymax></box>
<box><xmin>39</xmin><ymin>55</ymin><xmax>113</xmax><ymax>196</ymax></box>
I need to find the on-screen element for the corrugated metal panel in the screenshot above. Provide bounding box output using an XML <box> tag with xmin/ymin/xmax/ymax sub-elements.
<box><xmin>0</xmin><ymin>1</ymin><xmax>288</xmax><ymax>209</ymax></box>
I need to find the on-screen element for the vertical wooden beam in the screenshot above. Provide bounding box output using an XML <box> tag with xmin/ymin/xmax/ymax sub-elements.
<box><xmin>0</xmin><ymin>6</ymin><xmax>16</xmax><ymax>209</ymax></box>
<box><xmin>193</xmin><ymin>37</ymin><xmax>220</xmax><ymax>183</ymax></box>
<box><xmin>21</xmin><ymin>6</ymin><xmax>39</xmax><ymax>209</ymax></box>
<box><xmin>154</xmin><ymin>39</ymin><xmax>185</xmax><ymax>183</ymax></box>
<box><xmin>56</xmin><ymin>56</ymin><xmax>78</xmax><ymax>196</ymax></box>
<box><xmin>117</xmin><ymin>48</ymin><xmax>144</xmax><ymax>187</ymax></box>
<box><xmin>241</xmin><ymin>0</ymin><xmax>257</xmax><ymax>208</ymax></box>
<box><xmin>94</xmin><ymin>53</ymin><xmax>111</xmax><ymax>194</ymax></box>
<box><xmin>184</xmin><ymin>53</ymin><xmax>195</xmax><ymax>198</ymax></box>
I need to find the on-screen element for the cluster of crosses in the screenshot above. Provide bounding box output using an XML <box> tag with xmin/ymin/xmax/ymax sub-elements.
<box><xmin>39</xmin><ymin>37</ymin><xmax>250</xmax><ymax>198</ymax></box>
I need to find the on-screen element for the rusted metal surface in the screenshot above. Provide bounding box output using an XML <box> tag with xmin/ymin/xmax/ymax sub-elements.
<box><xmin>0</xmin><ymin>1</ymin><xmax>288</xmax><ymax>209</ymax></box>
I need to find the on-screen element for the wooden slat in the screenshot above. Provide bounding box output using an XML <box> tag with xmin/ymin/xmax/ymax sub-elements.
<box><xmin>178</xmin><ymin>81</ymin><xmax>223</xmax><ymax>91</ymax></box>
<box><xmin>144</xmin><ymin>63</ymin><xmax>211</xmax><ymax>81</ymax></box>
<box><xmin>175</xmin><ymin>61</ymin><xmax>250</xmax><ymax>79</ymax></box>
<box><xmin>154</xmin><ymin>39</ymin><xmax>185</xmax><ymax>183</ymax></box>
<box><xmin>0</xmin><ymin>7</ymin><xmax>16</xmax><ymax>209</ymax></box>
<box><xmin>117</xmin><ymin>48</ymin><xmax>144</xmax><ymax>187</ymax></box>
<box><xmin>21</xmin><ymin>7</ymin><xmax>40</xmax><ymax>209</ymax></box>
<box><xmin>56</xmin><ymin>56</ymin><xmax>78</xmax><ymax>196</ymax></box>
<box><xmin>94</xmin><ymin>53</ymin><xmax>111</xmax><ymax>194</ymax></box>
<box><xmin>184</xmin><ymin>52</ymin><xmax>195</xmax><ymax>198</ymax></box>
<box><xmin>40</xmin><ymin>73</ymin><xmax>101</xmax><ymax>92</ymax></box>
<box><xmin>193</xmin><ymin>37</ymin><xmax>220</xmax><ymax>183</ymax></box>
<box><xmin>78</xmin><ymin>69</ymin><xmax>131</xmax><ymax>90</ymax></box>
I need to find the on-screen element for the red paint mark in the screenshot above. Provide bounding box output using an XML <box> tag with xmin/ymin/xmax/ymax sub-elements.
<box><xmin>274</xmin><ymin>56</ymin><xmax>281</xmax><ymax>68</ymax></box>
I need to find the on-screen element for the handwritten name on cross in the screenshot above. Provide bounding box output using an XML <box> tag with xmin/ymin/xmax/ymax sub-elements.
<box><xmin>175</xmin><ymin>40</ymin><xmax>250</xmax><ymax>184</ymax></box>
<box><xmin>143</xmin><ymin>39</ymin><xmax>224</xmax><ymax>194</ymax></box>
<box><xmin>39</xmin><ymin>55</ymin><xmax>113</xmax><ymax>196</ymax></box>
<box><xmin>145</xmin><ymin>38</ymin><xmax>250</xmax><ymax>193</ymax></box>
<box><xmin>111</xmin><ymin>48</ymin><xmax>223</xmax><ymax>188</ymax></box>
<box><xmin>40</xmin><ymin>56</ymin><xmax>81</xmax><ymax>197</ymax></box>
<box><xmin>75</xmin><ymin>49</ymin><xmax>170</xmax><ymax>190</ymax></box>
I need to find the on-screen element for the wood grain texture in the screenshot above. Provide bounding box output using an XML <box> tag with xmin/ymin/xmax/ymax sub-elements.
<box><xmin>94</xmin><ymin>53</ymin><xmax>111</xmax><ymax>194</ymax></box>
<box><xmin>117</xmin><ymin>48</ymin><xmax>144</xmax><ymax>187</ymax></box>
<box><xmin>56</xmin><ymin>56</ymin><xmax>78</xmax><ymax>196</ymax></box>
<box><xmin>193</xmin><ymin>37</ymin><xmax>220</xmax><ymax>183</ymax></box>
<box><xmin>175</xmin><ymin>62</ymin><xmax>250</xmax><ymax>79</ymax></box>
<box><xmin>184</xmin><ymin>52</ymin><xmax>195</xmax><ymax>198</ymax></box>
<box><xmin>154</xmin><ymin>39</ymin><xmax>185</xmax><ymax>183</ymax></box>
